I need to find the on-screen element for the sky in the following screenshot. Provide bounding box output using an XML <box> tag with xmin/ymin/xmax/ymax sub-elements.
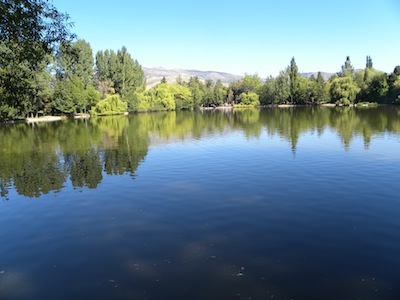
<box><xmin>52</xmin><ymin>0</ymin><xmax>400</xmax><ymax>77</ymax></box>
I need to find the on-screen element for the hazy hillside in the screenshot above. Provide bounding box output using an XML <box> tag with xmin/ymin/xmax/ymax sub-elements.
<box><xmin>143</xmin><ymin>67</ymin><xmax>337</xmax><ymax>88</ymax></box>
<box><xmin>300</xmin><ymin>72</ymin><xmax>335</xmax><ymax>81</ymax></box>
<box><xmin>143</xmin><ymin>67</ymin><xmax>243</xmax><ymax>88</ymax></box>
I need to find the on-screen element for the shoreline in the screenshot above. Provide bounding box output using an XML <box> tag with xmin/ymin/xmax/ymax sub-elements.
<box><xmin>26</xmin><ymin>116</ymin><xmax>66</xmax><ymax>123</ymax></box>
<box><xmin>0</xmin><ymin>103</ymin><xmax>391</xmax><ymax>124</ymax></box>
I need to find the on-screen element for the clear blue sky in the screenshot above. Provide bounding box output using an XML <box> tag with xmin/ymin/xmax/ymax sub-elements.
<box><xmin>53</xmin><ymin>0</ymin><xmax>400</xmax><ymax>77</ymax></box>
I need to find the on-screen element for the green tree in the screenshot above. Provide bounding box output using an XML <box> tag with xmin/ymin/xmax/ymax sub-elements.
<box><xmin>91</xmin><ymin>94</ymin><xmax>128</xmax><ymax>115</ymax></box>
<box><xmin>0</xmin><ymin>0</ymin><xmax>75</xmax><ymax>66</ymax></box>
<box><xmin>27</xmin><ymin>57</ymin><xmax>54</xmax><ymax>117</ymax></box>
<box><xmin>0</xmin><ymin>42</ymin><xmax>53</xmax><ymax>119</ymax></box>
<box><xmin>57</xmin><ymin>39</ymin><xmax>94</xmax><ymax>85</ymax></box>
<box><xmin>202</xmin><ymin>80</ymin><xmax>216</xmax><ymax>106</ymax></box>
<box><xmin>188</xmin><ymin>77</ymin><xmax>204</xmax><ymax>108</ymax></box>
<box><xmin>213</xmin><ymin>80</ymin><xmax>226</xmax><ymax>106</ymax></box>
<box><xmin>171</xmin><ymin>83</ymin><xmax>193</xmax><ymax>110</ymax></box>
<box><xmin>0</xmin><ymin>0</ymin><xmax>75</xmax><ymax>121</ymax></box>
<box><xmin>228</xmin><ymin>80</ymin><xmax>243</xmax><ymax>103</ymax></box>
<box><xmin>289</xmin><ymin>57</ymin><xmax>298</xmax><ymax>103</ymax></box>
<box><xmin>53</xmin><ymin>75</ymin><xmax>86</xmax><ymax>114</ymax></box>
<box><xmin>86</xmin><ymin>84</ymin><xmax>101</xmax><ymax>110</ymax></box>
<box><xmin>357</xmin><ymin>68</ymin><xmax>388</xmax><ymax>103</ymax></box>
<box><xmin>55</xmin><ymin>39</ymin><xmax>100</xmax><ymax>113</ymax></box>
<box><xmin>366</xmin><ymin>55</ymin><xmax>373</xmax><ymax>69</ymax></box>
<box><xmin>95</xmin><ymin>50</ymin><xmax>110</xmax><ymax>83</ymax></box>
<box><xmin>129</xmin><ymin>83</ymin><xmax>192</xmax><ymax>112</ymax></box>
<box><xmin>314</xmin><ymin>72</ymin><xmax>329</xmax><ymax>104</ymax></box>
<box><xmin>295</xmin><ymin>76</ymin><xmax>312</xmax><ymax>104</ymax></box>
<box><xmin>387</xmin><ymin>66</ymin><xmax>400</xmax><ymax>103</ymax></box>
<box><xmin>259</xmin><ymin>76</ymin><xmax>276</xmax><ymax>105</ymax></box>
<box><xmin>275</xmin><ymin>70</ymin><xmax>290</xmax><ymax>104</ymax></box>
<box><xmin>95</xmin><ymin>47</ymin><xmax>145</xmax><ymax>99</ymax></box>
<box><xmin>338</xmin><ymin>56</ymin><xmax>355</xmax><ymax>78</ymax></box>
<box><xmin>241</xmin><ymin>74</ymin><xmax>263</xmax><ymax>93</ymax></box>
<box><xmin>330</xmin><ymin>76</ymin><xmax>360</xmax><ymax>105</ymax></box>
<box><xmin>237</xmin><ymin>92</ymin><xmax>260</xmax><ymax>106</ymax></box>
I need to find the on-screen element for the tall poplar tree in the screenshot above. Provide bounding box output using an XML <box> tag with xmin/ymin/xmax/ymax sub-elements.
<box><xmin>57</xmin><ymin>39</ymin><xmax>94</xmax><ymax>86</ymax></box>
<box><xmin>289</xmin><ymin>57</ymin><xmax>298</xmax><ymax>104</ymax></box>
<box><xmin>366</xmin><ymin>56</ymin><xmax>373</xmax><ymax>69</ymax></box>
<box><xmin>54</xmin><ymin>39</ymin><xmax>99</xmax><ymax>114</ymax></box>
<box><xmin>95</xmin><ymin>47</ymin><xmax>145</xmax><ymax>99</ymax></box>
<box><xmin>315</xmin><ymin>72</ymin><xmax>328</xmax><ymax>103</ymax></box>
<box><xmin>338</xmin><ymin>56</ymin><xmax>355</xmax><ymax>78</ymax></box>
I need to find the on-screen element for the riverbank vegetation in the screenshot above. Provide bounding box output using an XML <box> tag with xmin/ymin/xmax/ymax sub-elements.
<box><xmin>1</xmin><ymin>1</ymin><xmax>400</xmax><ymax>122</ymax></box>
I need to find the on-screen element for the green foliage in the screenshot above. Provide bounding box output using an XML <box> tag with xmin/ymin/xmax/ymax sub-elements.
<box><xmin>52</xmin><ymin>39</ymin><xmax>101</xmax><ymax>114</ymax></box>
<box><xmin>202</xmin><ymin>80</ymin><xmax>216</xmax><ymax>106</ymax></box>
<box><xmin>366</xmin><ymin>56</ymin><xmax>373</xmax><ymax>69</ymax></box>
<box><xmin>86</xmin><ymin>84</ymin><xmax>101</xmax><ymax>109</ymax></box>
<box><xmin>57</xmin><ymin>39</ymin><xmax>94</xmax><ymax>86</ymax></box>
<box><xmin>294</xmin><ymin>76</ymin><xmax>312</xmax><ymax>104</ymax></box>
<box><xmin>152</xmin><ymin>83</ymin><xmax>177</xmax><ymax>111</ymax></box>
<box><xmin>259</xmin><ymin>72</ymin><xmax>291</xmax><ymax>105</ymax></box>
<box><xmin>0</xmin><ymin>0</ymin><xmax>75</xmax><ymax>66</ymax></box>
<box><xmin>91</xmin><ymin>94</ymin><xmax>127</xmax><ymax>116</ymax></box>
<box><xmin>387</xmin><ymin>66</ymin><xmax>400</xmax><ymax>103</ymax></box>
<box><xmin>0</xmin><ymin>41</ymin><xmax>54</xmax><ymax>119</ymax></box>
<box><xmin>172</xmin><ymin>83</ymin><xmax>193</xmax><ymax>110</ymax></box>
<box><xmin>126</xmin><ymin>83</ymin><xmax>193</xmax><ymax>112</ymax></box>
<box><xmin>188</xmin><ymin>77</ymin><xmax>205</xmax><ymax>108</ymax></box>
<box><xmin>356</xmin><ymin>68</ymin><xmax>389</xmax><ymax>103</ymax></box>
<box><xmin>3</xmin><ymin>35</ymin><xmax>400</xmax><ymax>122</ymax></box>
<box><xmin>95</xmin><ymin>47</ymin><xmax>145</xmax><ymax>98</ymax></box>
<box><xmin>53</xmin><ymin>77</ymin><xmax>100</xmax><ymax>115</ymax></box>
<box><xmin>53</xmin><ymin>75</ymin><xmax>84</xmax><ymax>114</ymax></box>
<box><xmin>213</xmin><ymin>80</ymin><xmax>226</xmax><ymax>106</ymax></box>
<box><xmin>338</xmin><ymin>56</ymin><xmax>355</xmax><ymax>78</ymax></box>
<box><xmin>241</xmin><ymin>74</ymin><xmax>263</xmax><ymax>93</ymax></box>
<box><xmin>229</xmin><ymin>74</ymin><xmax>262</xmax><ymax>103</ymax></box>
<box><xmin>275</xmin><ymin>71</ymin><xmax>291</xmax><ymax>104</ymax></box>
<box><xmin>237</xmin><ymin>92</ymin><xmax>260</xmax><ymax>106</ymax></box>
<box><xmin>313</xmin><ymin>72</ymin><xmax>329</xmax><ymax>103</ymax></box>
<box><xmin>330</xmin><ymin>76</ymin><xmax>360</xmax><ymax>105</ymax></box>
<box><xmin>289</xmin><ymin>57</ymin><xmax>299</xmax><ymax>103</ymax></box>
<box><xmin>132</xmin><ymin>91</ymin><xmax>153</xmax><ymax>112</ymax></box>
<box><xmin>259</xmin><ymin>76</ymin><xmax>276</xmax><ymax>105</ymax></box>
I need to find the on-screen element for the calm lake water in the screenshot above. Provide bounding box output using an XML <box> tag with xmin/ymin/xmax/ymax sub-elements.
<box><xmin>1</xmin><ymin>107</ymin><xmax>400</xmax><ymax>300</ymax></box>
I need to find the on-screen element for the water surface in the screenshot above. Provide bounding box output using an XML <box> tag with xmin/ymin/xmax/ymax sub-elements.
<box><xmin>1</xmin><ymin>107</ymin><xmax>400</xmax><ymax>299</ymax></box>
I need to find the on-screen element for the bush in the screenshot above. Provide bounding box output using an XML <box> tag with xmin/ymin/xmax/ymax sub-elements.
<box><xmin>237</xmin><ymin>92</ymin><xmax>260</xmax><ymax>106</ymax></box>
<box><xmin>91</xmin><ymin>94</ymin><xmax>127</xmax><ymax>116</ymax></box>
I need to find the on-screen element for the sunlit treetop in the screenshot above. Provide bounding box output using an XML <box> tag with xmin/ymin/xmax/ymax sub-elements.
<box><xmin>0</xmin><ymin>0</ymin><xmax>75</xmax><ymax>61</ymax></box>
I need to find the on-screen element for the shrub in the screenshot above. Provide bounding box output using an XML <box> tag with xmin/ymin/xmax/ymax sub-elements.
<box><xmin>91</xmin><ymin>94</ymin><xmax>127</xmax><ymax>116</ymax></box>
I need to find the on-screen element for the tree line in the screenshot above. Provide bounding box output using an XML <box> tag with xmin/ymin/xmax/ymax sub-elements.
<box><xmin>1</xmin><ymin>1</ymin><xmax>400</xmax><ymax>121</ymax></box>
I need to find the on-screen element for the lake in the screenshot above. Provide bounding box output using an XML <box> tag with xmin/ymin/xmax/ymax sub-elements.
<box><xmin>1</xmin><ymin>107</ymin><xmax>400</xmax><ymax>300</ymax></box>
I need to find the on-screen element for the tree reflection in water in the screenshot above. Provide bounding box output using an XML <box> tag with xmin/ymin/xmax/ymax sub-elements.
<box><xmin>0</xmin><ymin>106</ymin><xmax>399</xmax><ymax>198</ymax></box>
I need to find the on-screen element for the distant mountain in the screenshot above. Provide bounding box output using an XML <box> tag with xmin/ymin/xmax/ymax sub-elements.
<box><xmin>143</xmin><ymin>67</ymin><xmax>243</xmax><ymax>88</ymax></box>
<box><xmin>300</xmin><ymin>72</ymin><xmax>335</xmax><ymax>81</ymax></box>
<box><xmin>143</xmin><ymin>67</ymin><xmax>337</xmax><ymax>88</ymax></box>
